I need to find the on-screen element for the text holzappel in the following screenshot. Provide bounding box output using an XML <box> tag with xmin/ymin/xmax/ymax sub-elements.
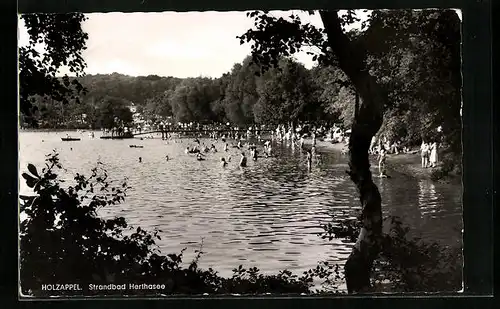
<box><xmin>41</xmin><ymin>284</ymin><xmax>82</xmax><ymax>291</ymax></box>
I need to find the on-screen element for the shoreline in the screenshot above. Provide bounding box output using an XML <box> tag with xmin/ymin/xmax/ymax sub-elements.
<box><xmin>19</xmin><ymin>128</ymin><xmax>96</xmax><ymax>133</ymax></box>
<box><xmin>308</xmin><ymin>138</ymin><xmax>459</xmax><ymax>183</ymax></box>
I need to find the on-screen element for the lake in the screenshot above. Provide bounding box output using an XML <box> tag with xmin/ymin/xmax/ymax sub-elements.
<box><xmin>19</xmin><ymin>130</ymin><xmax>462</xmax><ymax>281</ymax></box>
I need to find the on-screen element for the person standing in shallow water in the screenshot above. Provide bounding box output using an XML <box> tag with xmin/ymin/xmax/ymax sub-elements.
<box><xmin>421</xmin><ymin>140</ymin><xmax>430</xmax><ymax>168</ymax></box>
<box><xmin>429</xmin><ymin>141</ymin><xmax>439</xmax><ymax>167</ymax></box>
<box><xmin>378</xmin><ymin>148</ymin><xmax>387</xmax><ymax>177</ymax></box>
<box><xmin>239</xmin><ymin>152</ymin><xmax>247</xmax><ymax>167</ymax></box>
<box><xmin>139</xmin><ymin>157</ymin><xmax>142</xmax><ymax>163</ymax></box>
<box><xmin>252</xmin><ymin>147</ymin><xmax>258</xmax><ymax>161</ymax></box>
<box><xmin>306</xmin><ymin>150</ymin><xmax>312</xmax><ymax>171</ymax></box>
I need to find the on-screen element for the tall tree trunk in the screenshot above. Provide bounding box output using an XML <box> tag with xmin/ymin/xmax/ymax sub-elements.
<box><xmin>319</xmin><ymin>10</ymin><xmax>386</xmax><ymax>293</ymax></box>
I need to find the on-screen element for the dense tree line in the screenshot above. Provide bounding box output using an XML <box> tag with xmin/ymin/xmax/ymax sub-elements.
<box><xmin>25</xmin><ymin>16</ymin><xmax>460</xmax><ymax>152</ymax></box>
<box><xmin>24</xmin><ymin>10</ymin><xmax>460</xmax><ymax>160</ymax></box>
<box><xmin>20</xmin><ymin>10</ymin><xmax>461</xmax><ymax>153</ymax></box>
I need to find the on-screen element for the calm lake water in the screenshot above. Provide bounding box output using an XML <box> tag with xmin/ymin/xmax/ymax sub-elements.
<box><xmin>19</xmin><ymin>131</ymin><xmax>462</xmax><ymax>280</ymax></box>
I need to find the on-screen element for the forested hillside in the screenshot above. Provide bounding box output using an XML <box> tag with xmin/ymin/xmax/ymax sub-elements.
<box><xmin>25</xmin><ymin>9</ymin><xmax>461</xmax><ymax>158</ymax></box>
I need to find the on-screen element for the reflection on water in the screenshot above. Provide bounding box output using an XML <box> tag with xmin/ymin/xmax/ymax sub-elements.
<box><xmin>19</xmin><ymin>131</ymin><xmax>462</xmax><ymax>277</ymax></box>
<box><xmin>419</xmin><ymin>181</ymin><xmax>439</xmax><ymax>216</ymax></box>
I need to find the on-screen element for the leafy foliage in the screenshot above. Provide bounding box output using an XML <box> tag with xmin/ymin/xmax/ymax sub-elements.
<box><xmin>238</xmin><ymin>11</ymin><xmax>330</xmax><ymax>74</ymax></box>
<box><xmin>364</xmin><ymin>10</ymin><xmax>461</xmax><ymax>152</ymax></box>
<box><xmin>96</xmin><ymin>96</ymin><xmax>134</xmax><ymax>129</ymax></box>
<box><xmin>19</xmin><ymin>13</ymin><xmax>89</xmax><ymax>126</ymax></box>
<box><xmin>254</xmin><ymin>58</ymin><xmax>319</xmax><ymax>125</ymax></box>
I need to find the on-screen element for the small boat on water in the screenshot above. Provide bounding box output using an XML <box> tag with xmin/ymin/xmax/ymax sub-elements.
<box><xmin>61</xmin><ymin>137</ymin><xmax>81</xmax><ymax>141</ymax></box>
<box><xmin>129</xmin><ymin>145</ymin><xmax>144</xmax><ymax>148</ymax></box>
<box><xmin>100</xmin><ymin>132</ymin><xmax>134</xmax><ymax>140</ymax></box>
<box><xmin>100</xmin><ymin>135</ymin><xmax>134</xmax><ymax>140</ymax></box>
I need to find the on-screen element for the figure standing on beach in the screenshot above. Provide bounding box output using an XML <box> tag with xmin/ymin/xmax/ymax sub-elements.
<box><xmin>429</xmin><ymin>141</ymin><xmax>438</xmax><ymax>167</ymax></box>
<box><xmin>421</xmin><ymin>140</ymin><xmax>430</xmax><ymax>168</ymax></box>
<box><xmin>220</xmin><ymin>157</ymin><xmax>228</xmax><ymax>167</ymax></box>
<box><xmin>139</xmin><ymin>157</ymin><xmax>142</xmax><ymax>163</ymax></box>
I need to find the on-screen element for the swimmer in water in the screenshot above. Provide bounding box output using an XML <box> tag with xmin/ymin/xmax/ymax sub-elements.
<box><xmin>185</xmin><ymin>147</ymin><xmax>190</xmax><ymax>154</ymax></box>
<box><xmin>165</xmin><ymin>155</ymin><xmax>169</xmax><ymax>161</ymax></box>
<box><xmin>70</xmin><ymin>147</ymin><xmax>73</xmax><ymax>151</ymax></box>
<box><xmin>239</xmin><ymin>152</ymin><xmax>247</xmax><ymax>167</ymax></box>
<box><xmin>197</xmin><ymin>153</ymin><xmax>205</xmax><ymax>161</ymax></box>
<box><xmin>220</xmin><ymin>157</ymin><xmax>228</xmax><ymax>167</ymax></box>
<box><xmin>139</xmin><ymin>157</ymin><xmax>142</xmax><ymax>163</ymax></box>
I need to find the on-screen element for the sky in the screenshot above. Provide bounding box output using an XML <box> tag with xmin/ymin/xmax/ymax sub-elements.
<box><xmin>18</xmin><ymin>10</ymin><xmax>461</xmax><ymax>79</ymax></box>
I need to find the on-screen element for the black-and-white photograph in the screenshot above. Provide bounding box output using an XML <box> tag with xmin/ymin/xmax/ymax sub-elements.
<box><xmin>18</xmin><ymin>8</ymin><xmax>463</xmax><ymax>297</ymax></box>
